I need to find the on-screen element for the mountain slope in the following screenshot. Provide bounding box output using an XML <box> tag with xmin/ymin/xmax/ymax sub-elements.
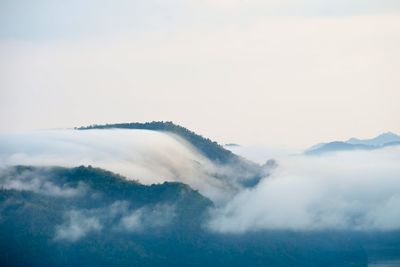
<box><xmin>78</xmin><ymin>121</ymin><xmax>245</xmax><ymax>164</ymax></box>
<box><xmin>78</xmin><ymin>121</ymin><xmax>268</xmax><ymax>187</ymax></box>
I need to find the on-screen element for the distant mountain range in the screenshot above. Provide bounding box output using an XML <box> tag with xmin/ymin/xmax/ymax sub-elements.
<box><xmin>305</xmin><ymin>132</ymin><xmax>400</xmax><ymax>155</ymax></box>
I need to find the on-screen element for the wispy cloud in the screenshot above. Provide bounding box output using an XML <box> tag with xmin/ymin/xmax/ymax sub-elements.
<box><xmin>55</xmin><ymin>210</ymin><xmax>102</xmax><ymax>242</ymax></box>
<box><xmin>119</xmin><ymin>204</ymin><xmax>176</xmax><ymax>232</ymax></box>
<box><xmin>0</xmin><ymin>167</ymin><xmax>88</xmax><ymax>198</ymax></box>
<box><xmin>55</xmin><ymin>201</ymin><xmax>176</xmax><ymax>242</ymax></box>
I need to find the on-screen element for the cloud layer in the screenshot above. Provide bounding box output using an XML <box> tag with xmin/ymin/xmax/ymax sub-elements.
<box><xmin>1</xmin><ymin>129</ymin><xmax>399</xmax><ymax>233</ymax></box>
<box><xmin>0</xmin><ymin>129</ymin><xmax>238</xmax><ymax>202</ymax></box>
<box><xmin>208</xmin><ymin>147</ymin><xmax>400</xmax><ymax>232</ymax></box>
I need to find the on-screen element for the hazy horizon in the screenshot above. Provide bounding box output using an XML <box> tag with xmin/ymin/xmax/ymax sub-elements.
<box><xmin>1</xmin><ymin>0</ymin><xmax>399</xmax><ymax>147</ymax></box>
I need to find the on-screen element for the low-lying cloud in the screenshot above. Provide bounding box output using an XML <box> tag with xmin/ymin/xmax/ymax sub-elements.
<box><xmin>55</xmin><ymin>201</ymin><xmax>176</xmax><ymax>242</ymax></box>
<box><xmin>55</xmin><ymin>210</ymin><xmax>103</xmax><ymax>242</ymax></box>
<box><xmin>1</xmin><ymin>129</ymin><xmax>400</xmax><ymax>233</ymax></box>
<box><xmin>0</xmin><ymin>167</ymin><xmax>88</xmax><ymax>198</ymax></box>
<box><xmin>119</xmin><ymin>204</ymin><xmax>176</xmax><ymax>232</ymax></box>
<box><xmin>208</xmin><ymin>146</ymin><xmax>400</xmax><ymax>232</ymax></box>
<box><xmin>0</xmin><ymin>129</ymin><xmax>237</xmax><ymax>202</ymax></box>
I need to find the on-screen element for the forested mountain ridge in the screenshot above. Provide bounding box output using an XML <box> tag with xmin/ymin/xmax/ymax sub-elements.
<box><xmin>78</xmin><ymin>121</ymin><xmax>243</xmax><ymax>164</ymax></box>
<box><xmin>78</xmin><ymin>121</ymin><xmax>270</xmax><ymax>187</ymax></box>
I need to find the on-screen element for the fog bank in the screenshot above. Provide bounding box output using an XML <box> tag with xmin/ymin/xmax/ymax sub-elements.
<box><xmin>208</xmin><ymin>147</ymin><xmax>400</xmax><ymax>232</ymax></box>
<box><xmin>0</xmin><ymin>129</ymin><xmax>232</xmax><ymax>202</ymax></box>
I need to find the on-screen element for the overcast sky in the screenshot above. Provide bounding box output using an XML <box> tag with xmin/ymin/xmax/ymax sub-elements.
<box><xmin>0</xmin><ymin>0</ymin><xmax>399</xmax><ymax>147</ymax></box>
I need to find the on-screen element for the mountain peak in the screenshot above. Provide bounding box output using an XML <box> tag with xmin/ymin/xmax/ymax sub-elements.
<box><xmin>377</xmin><ymin>131</ymin><xmax>398</xmax><ymax>138</ymax></box>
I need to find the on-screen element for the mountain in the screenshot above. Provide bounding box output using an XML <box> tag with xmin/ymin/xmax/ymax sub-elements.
<box><xmin>0</xmin><ymin>165</ymin><xmax>369</xmax><ymax>267</ymax></box>
<box><xmin>78</xmin><ymin>121</ymin><xmax>268</xmax><ymax>187</ymax></box>
<box><xmin>305</xmin><ymin>141</ymin><xmax>374</xmax><ymax>155</ymax></box>
<box><xmin>78</xmin><ymin>121</ymin><xmax>239</xmax><ymax>164</ymax></box>
<box><xmin>305</xmin><ymin>132</ymin><xmax>400</xmax><ymax>155</ymax></box>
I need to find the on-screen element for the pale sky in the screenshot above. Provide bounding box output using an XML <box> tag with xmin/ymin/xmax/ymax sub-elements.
<box><xmin>0</xmin><ymin>0</ymin><xmax>399</xmax><ymax>147</ymax></box>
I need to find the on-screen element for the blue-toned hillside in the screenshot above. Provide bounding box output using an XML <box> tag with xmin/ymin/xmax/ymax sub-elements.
<box><xmin>305</xmin><ymin>132</ymin><xmax>400</xmax><ymax>155</ymax></box>
<box><xmin>0</xmin><ymin>165</ymin><xmax>371</xmax><ymax>267</ymax></box>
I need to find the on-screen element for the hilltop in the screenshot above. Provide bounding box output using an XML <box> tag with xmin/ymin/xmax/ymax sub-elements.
<box><xmin>78</xmin><ymin>121</ymin><xmax>268</xmax><ymax>187</ymax></box>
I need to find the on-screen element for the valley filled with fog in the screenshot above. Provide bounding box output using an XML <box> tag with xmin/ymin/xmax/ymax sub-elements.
<box><xmin>1</xmin><ymin>125</ymin><xmax>400</xmax><ymax>266</ymax></box>
<box><xmin>1</xmin><ymin>128</ymin><xmax>399</xmax><ymax>234</ymax></box>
